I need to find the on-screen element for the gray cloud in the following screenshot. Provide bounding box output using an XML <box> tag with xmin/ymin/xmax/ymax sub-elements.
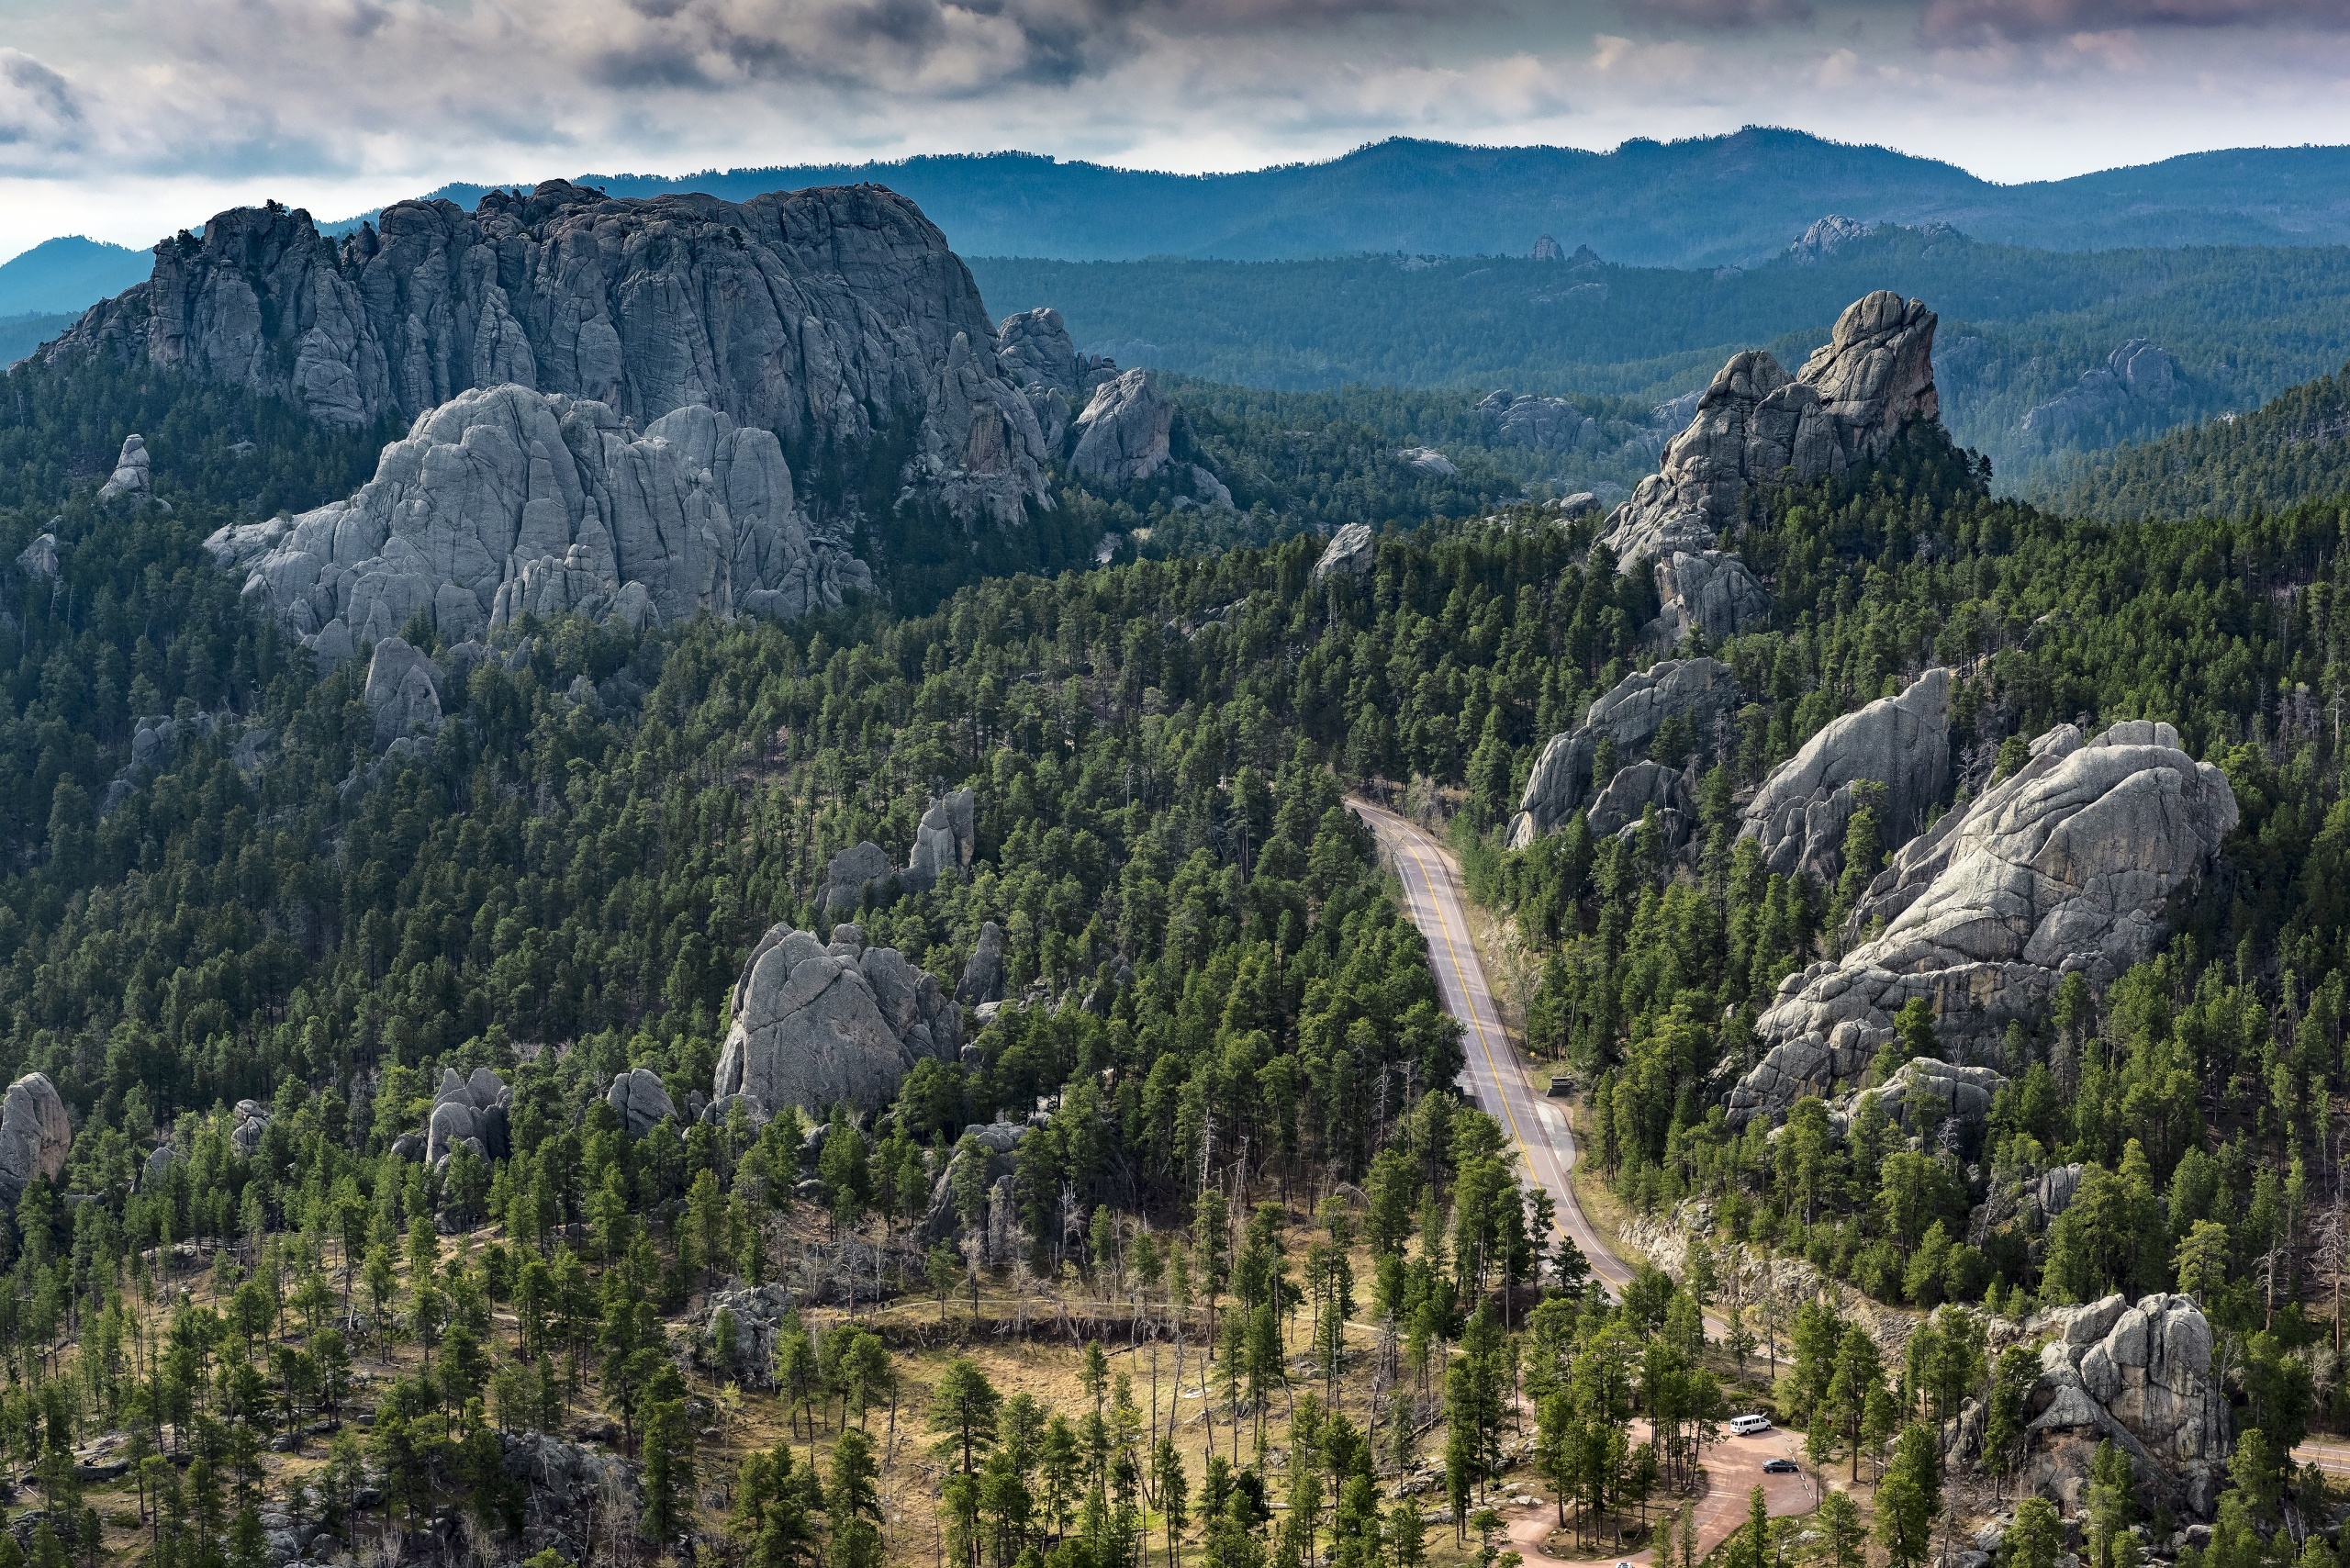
<box><xmin>0</xmin><ymin>50</ymin><xmax>84</xmax><ymax>149</ymax></box>
<box><xmin>1630</xmin><ymin>0</ymin><xmax>1814</xmax><ymax>29</ymax></box>
<box><xmin>1923</xmin><ymin>0</ymin><xmax>2350</xmax><ymax>42</ymax></box>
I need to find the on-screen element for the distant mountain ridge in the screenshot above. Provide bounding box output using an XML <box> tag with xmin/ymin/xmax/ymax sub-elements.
<box><xmin>0</xmin><ymin>236</ymin><xmax>150</xmax><ymax>316</ymax></box>
<box><xmin>327</xmin><ymin>129</ymin><xmax>2350</xmax><ymax>268</ymax></box>
<box><xmin>2038</xmin><ymin>363</ymin><xmax>2350</xmax><ymax>521</ymax></box>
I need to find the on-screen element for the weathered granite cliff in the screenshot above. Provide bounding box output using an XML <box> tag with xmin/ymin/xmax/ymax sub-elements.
<box><xmin>1596</xmin><ymin>290</ymin><xmax>1940</xmax><ymax>646</ymax></box>
<box><xmin>202</xmin><ymin>385</ymin><xmax>869</xmax><ymax>661</ymax></box>
<box><xmin>52</xmin><ymin>181</ymin><xmax>1050</xmax><ymax>528</ymax></box>
<box><xmin>1507</xmin><ymin>658</ymin><xmax>1739</xmax><ymax>848</ymax></box>
<box><xmin>1725</xmin><ymin>719</ymin><xmax>2235</xmax><ymax>1125</ymax></box>
<box><xmin>1740</xmin><ymin>666</ymin><xmax>1953</xmax><ymax>884</ymax></box>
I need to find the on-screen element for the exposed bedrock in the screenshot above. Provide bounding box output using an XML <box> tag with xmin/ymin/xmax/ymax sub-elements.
<box><xmin>713</xmin><ymin>923</ymin><xmax>963</xmax><ymax>1115</ymax></box>
<box><xmin>1740</xmin><ymin>666</ymin><xmax>1953</xmax><ymax>885</ymax></box>
<box><xmin>1508</xmin><ymin>657</ymin><xmax>1739</xmax><ymax>848</ymax></box>
<box><xmin>1725</xmin><ymin>718</ymin><xmax>2235</xmax><ymax>1126</ymax></box>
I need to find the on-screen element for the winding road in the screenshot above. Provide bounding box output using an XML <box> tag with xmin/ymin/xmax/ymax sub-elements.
<box><xmin>1350</xmin><ymin>799</ymin><xmax>1818</xmax><ymax>1566</ymax></box>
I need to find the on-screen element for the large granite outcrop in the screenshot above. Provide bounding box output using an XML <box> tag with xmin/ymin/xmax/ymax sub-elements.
<box><xmin>2022</xmin><ymin>340</ymin><xmax>2181</xmax><ymax>442</ymax></box>
<box><xmin>53</xmin><ymin>182</ymin><xmax>1050</xmax><ymax>529</ymax></box>
<box><xmin>1725</xmin><ymin>719</ymin><xmax>2235</xmax><ymax>1126</ymax></box>
<box><xmin>713</xmin><ymin>923</ymin><xmax>963</xmax><ymax>1115</ymax></box>
<box><xmin>1650</xmin><ymin>550</ymin><xmax>1770</xmax><ymax>649</ymax></box>
<box><xmin>97</xmin><ymin>435</ymin><xmax>152</xmax><ymax>503</ymax></box>
<box><xmin>2025</xmin><ymin>1294</ymin><xmax>2227</xmax><ymax>1518</ymax></box>
<box><xmin>1312</xmin><ymin>523</ymin><xmax>1375</xmax><ymax>587</ymax></box>
<box><xmin>1508</xmin><ymin>658</ymin><xmax>1738</xmax><ymax>847</ymax></box>
<box><xmin>1597</xmin><ymin>291</ymin><xmax>1939</xmax><ymax>645</ymax></box>
<box><xmin>426</xmin><ymin>1067</ymin><xmax>510</xmax><ymax>1165</ymax></box>
<box><xmin>994</xmin><ymin>308</ymin><xmax>1115</xmax><ymax>448</ymax></box>
<box><xmin>203</xmin><ymin>385</ymin><xmax>869</xmax><ymax>662</ymax></box>
<box><xmin>364</xmin><ymin>637</ymin><xmax>444</xmax><ymax>745</ymax></box>
<box><xmin>905</xmin><ymin>788</ymin><xmax>976</xmax><ymax>892</ymax></box>
<box><xmin>0</xmin><ymin>1074</ymin><xmax>69</xmax><ymax>1203</ymax></box>
<box><xmin>1069</xmin><ymin>368</ymin><xmax>1175</xmax><ymax>486</ymax></box>
<box><xmin>1741</xmin><ymin>667</ymin><xmax>1952</xmax><ymax>884</ymax></box>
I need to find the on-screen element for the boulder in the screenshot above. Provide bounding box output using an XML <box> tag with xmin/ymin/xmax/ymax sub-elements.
<box><xmin>714</xmin><ymin>923</ymin><xmax>963</xmax><ymax>1115</ymax></box>
<box><xmin>606</xmin><ymin>1068</ymin><xmax>676</xmax><ymax>1138</ymax></box>
<box><xmin>1508</xmin><ymin>658</ymin><xmax>1739</xmax><ymax>846</ymax></box>
<box><xmin>204</xmin><ymin>386</ymin><xmax>871</xmax><ymax>663</ymax></box>
<box><xmin>426</xmin><ymin>1066</ymin><xmax>509</xmax><ymax>1162</ymax></box>
<box><xmin>96</xmin><ymin>435</ymin><xmax>151</xmax><ymax>502</ymax></box>
<box><xmin>364</xmin><ymin>638</ymin><xmax>443</xmax><ymax>746</ymax></box>
<box><xmin>14</xmin><ymin>532</ymin><xmax>58</xmax><ymax>580</ymax></box>
<box><xmin>1556</xmin><ymin>492</ymin><xmax>1600</xmax><ymax>521</ymax></box>
<box><xmin>1069</xmin><ymin>368</ymin><xmax>1174</xmax><ymax>485</ymax></box>
<box><xmin>1649</xmin><ymin>550</ymin><xmax>1770</xmax><ymax>648</ymax></box>
<box><xmin>1478</xmin><ymin>391</ymin><xmax>1599</xmax><ymax>454</ymax></box>
<box><xmin>1740</xmin><ymin>667</ymin><xmax>1953</xmax><ymax>884</ymax></box>
<box><xmin>697</xmin><ymin>1282</ymin><xmax>797</xmax><ymax>1386</ymax></box>
<box><xmin>55</xmin><ymin>183</ymin><xmax>1048</xmax><ymax>529</ymax></box>
<box><xmin>1830</xmin><ymin>1057</ymin><xmax>2006</xmax><ymax>1158</ymax></box>
<box><xmin>904</xmin><ymin>788</ymin><xmax>977</xmax><ymax>892</ymax></box>
<box><xmin>1311</xmin><ymin>523</ymin><xmax>1376</xmax><ymax>587</ymax></box>
<box><xmin>1399</xmin><ymin>447</ymin><xmax>1457</xmax><ymax>478</ymax></box>
<box><xmin>2036</xmin><ymin>1162</ymin><xmax>2087</xmax><ymax>1221</ymax></box>
<box><xmin>2025</xmin><ymin>1293</ymin><xmax>2225</xmax><ymax>1518</ymax></box>
<box><xmin>957</xmin><ymin>921</ymin><xmax>1008</xmax><ymax>1006</ymax></box>
<box><xmin>820</xmin><ymin>841</ymin><xmax>896</xmax><ymax>916</ymax></box>
<box><xmin>1599</xmin><ymin>291</ymin><xmax>1938</xmax><ymax>570</ymax></box>
<box><xmin>1725</xmin><ymin>719</ymin><xmax>2235</xmax><ymax>1126</ymax></box>
<box><xmin>229</xmin><ymin>1099</ymin><xmax>268</xmax><ymax>1156</ymax></box>
<box><xmin>142</xmin><ymin>1144</ymin><xmax>175</xmax><ymax>1188</ymax></box>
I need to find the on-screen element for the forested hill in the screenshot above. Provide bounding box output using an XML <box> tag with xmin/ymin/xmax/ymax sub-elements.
<box><xmin>970</xmin><ymin>230</ymin><xmax>2350</xmax><ymax>487</ymax></box>
<box><xmin>337</xmin><ymin>130</ymin><xmax>2350</xmax><ymax>266</ymax></box>
<box><xmin>2042</xmin><ymin>362</ymin><xmax>2350</xmax><ymax>521</ymax></box>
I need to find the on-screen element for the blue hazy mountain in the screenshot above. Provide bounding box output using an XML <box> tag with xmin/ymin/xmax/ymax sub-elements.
<box><xmin>0</xmin><ymin>236</ymin><xmax>151</xmax><ymax>317</ymax></box>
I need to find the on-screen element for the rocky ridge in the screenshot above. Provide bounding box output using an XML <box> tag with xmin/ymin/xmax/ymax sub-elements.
<box><xmin>1595</xmin><ymin>290</ymin><xmax>1940</xmax><ymax>648</ymax></box>
<box><xmin>204</xmin><ymin>385</ymin><xmax>871</xmax><ymax>663</ymax></box>
<box><xmin>54</xmin><ymin>182</ymin><xmax>1050</xmax><ymax>530</ymax></box>
<box><xmin>2021</xmin><ymin>339</ymin><xmax>2183</xmax><ymax>443</ymax></box>
<box><xmin>1725</xmin><ymin>718</ymin><xmax>2236</xmax><ymax>1126</ymax></box>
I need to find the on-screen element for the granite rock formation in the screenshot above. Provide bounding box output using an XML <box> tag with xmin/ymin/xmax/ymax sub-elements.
<box><xmin>1311</xmin><ymin>523</ymin><xmax>1375</xmax><ymax>587</ymax></box>
<box><xmin>1597</xmin><ymin>291</ymin><xmax>1939</xmax><ymax>646</ymax></box>
<box><xmin>97</xmin><ymin>435</ymin><xmax>152</xmax><ymax>502</ymax></box>
<box><xmin>1650</xmin><ymin>550</ymin><xmax>1771</xmax><ymax>649</ymax></box>
<box><xmin>2021</xmin><ymin>340</ymin><xmax>2182</xmax><ymax>442</ymax></box>
<box><xmin>1831</xmin><ymin>1057</ymin><xmax>2006</xmax><ymax>1158</ymax></box>
<box><xmin>426</xmin><ymin>1067</ymin><xmax>510</xmax><ymax>1165</ymax></box>
<box><xmin>905</xmin><ymin>788</ymin><xmax>976</xmax><ymax>892</ymax></box>
<box><xmin>994</xmin><ymin>307</ymin><xmax>1115</xmax><ymax>448</ymax></box>
<box><xmin>1726</xmin><ymin>719</ymin><xmax>2235</xmax><ymax>1125</ymax></box>
<box><xmin>957</xmin><ymin>921</ymin><xmax>1008</xmax><ymax>1006</ymax></box>
<box><xmin>713</xmin><ymin>923</ymin><xmax>963</xmax><ymax>1115</ymax></box>
<box><xmin>204</xmin><ymin>385</ymin><xmax>872</xmax><ymax>663</ymax></box>
<box><xmin>2025</xmin><ymin>1294</ymin><xmax>2227</xmax><ymax>1518</ymax></box>
<box><xmin>0</xmin><ymin>1074</ymin><xmax>69</xmax><ymax>1203</ymax></box>
<box><xmin>819</xmin><ymin>841</ymin><xmax>896</xmax><ymax>916</ymax></box>
<box><xmin>606</xmin><ymin>1067</ymin><xmax>677</xmax><ymax>1138</ymax></box>
<box><xmin>1583</xmin><ymin>758</ymin><xmax>1692</xmax><ymax>841</ymax></box>
<box><xmin>1399</xmin><ymin>447</ymin><xmax>1457</xmax><ymax>478</ymax></box>
<box><xmin>1069</xmin><ymin>369</ymin><xmax>1175</xmax><ymax>485</ymax></box>
<box><xmin>14</xmin><ymin>532</ymin><xmax>57</xmax><ymax>580</ymax></box>
<box><xmin>1508</xmin><ymin>658</ymin><xmax>1738</xmax><ymax>847</ymax></box>
<box><xmin>364</xmin><ymin>637</ymin><xmax>444</xmax><ymax>745</ymax></box>
<box><xmin>1788</xmin><ymin>215</ymin><xmax>1875</xmax><ymax>264</ymax></box>
<box><xmin>1478</xmin><ymin>390</ymin><xmax>1603</xmax><ymax>454</ymax></box>
<box><xmin>1741</xmin><ymin>666</ymin><xmax>1953</xmax><ymax>884</ymax></box>
<box><xmin>57</xmin><ymin>183</ymin><xmax>1050</xmax><ymax>529</ymax></box>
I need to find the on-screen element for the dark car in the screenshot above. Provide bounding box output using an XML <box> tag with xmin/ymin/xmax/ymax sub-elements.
<box><xmin>1762</xmin><ymin>1458</ymin><xmax>1799</xmax><ymax>1474</ymax></box>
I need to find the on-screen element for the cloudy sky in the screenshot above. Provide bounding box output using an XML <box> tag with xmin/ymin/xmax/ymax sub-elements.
<box><xmin>0</xmin><ymin>0</ymin><xmax>2344</xmax><ymax>263</ymax></box>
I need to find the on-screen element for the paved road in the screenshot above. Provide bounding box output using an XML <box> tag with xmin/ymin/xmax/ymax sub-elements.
<box><xmin>1351</xmin><ymin>800</ymin><xmax>1631</xmax><ymax>1296</ymax></box>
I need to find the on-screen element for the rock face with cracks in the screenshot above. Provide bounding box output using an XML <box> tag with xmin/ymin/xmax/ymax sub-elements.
<box><xmin>1069</xmin><ymin>368</ymin><xmax>1176</xmax><ymax>485</ymax></box>
<box><xmin>54</xmin><ymin>182</ymin><xmax>1049</xmax><ymax>529</ymax></box>
<box><xmin>1597</xmin><ymin>290</ymin><xmax>1939</xmax><ymax>646</ymax></box>
<box><xmin>1741</xmin><ymin>666</ymin><xmax>1953</xmax><ymax>884</ymax></box>
<box><xmin>1725</xmin><ymin>719</ymin><xmax>2235</xmax><ymax>1126</ymax></box>
<box><xmin>426</xmin><ymin>1066</ymin><xmax>510</xmax><ymax>1165</ymax></box>
<box><xmin>1312</xmin><ymin>523</ymin><xmax>1375</xmax><ymax>587</ymax></box>
<box><xmin>714</xmin><ymin>923</ymin><xmax>963</xmax><ymax>1115</ymax></box>
<box><xmin>203</xmin><ymin>385</ymin><xmax>871</xmax><ymax>665</ymax></box>
<box><xmin>1508</xmin><ymin>657</ymin><xmax>1738</xmax><ymax>847</ymax></box>
<box><xmin>904</xmin><ymin>788</ymin><xmax>976</xmax><ymax>892</ymax></box>
<box><xmin>2024</xmin><ymin>1293</ymin><xmax>2227</xmax><ymax>1518</ymax></box>
<box><xmin>0</xmin><ymin>1074</ymin><xmax>69</xmax><ymax>1204</ymax></box>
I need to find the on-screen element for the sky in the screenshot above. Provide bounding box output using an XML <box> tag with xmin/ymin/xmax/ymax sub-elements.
<box><xmin>0</xmin><ymin>0</ymin><xmax>2346</xmax><ymax>263</ymax></box>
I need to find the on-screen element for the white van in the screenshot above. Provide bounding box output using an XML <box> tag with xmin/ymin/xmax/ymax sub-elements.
<box><xmin>1729</xmin><ymin>1414</ymin><xmax>1773</xmax><ymax>1436</ymax></box>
